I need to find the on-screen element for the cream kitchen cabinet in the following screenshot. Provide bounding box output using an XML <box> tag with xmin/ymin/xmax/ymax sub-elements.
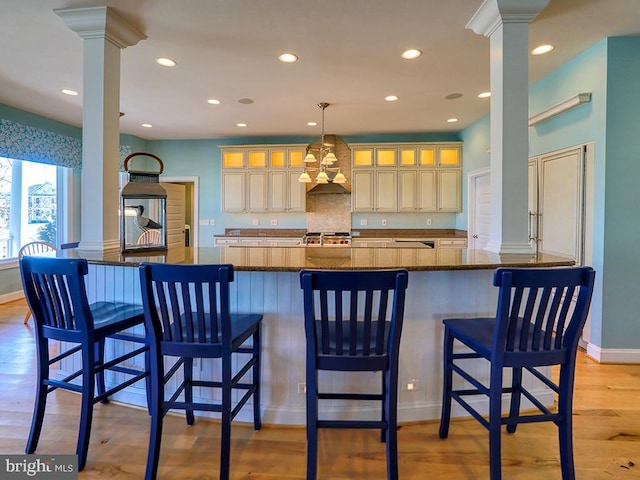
<box><xmin>352</xmin><ymin>170</ymin><xmax>397</xmax><ymax>212</ymax></box>
<box><xmin>437</xmin><ymin>238</ymin><xmax>467</xmax><ymax>248</ymax></box>
<box><xmin>221</xmin><ymin>171</ymin><xmax>246</xmax><ymax>212</ymax></box>
<box><xmin>398</xmin><ymin>170</ymin><xmax>437</xmax><ymax>212</ymax></box>
<box><xmin>247</xmin><ymin>171</ymin><xmax>268</xmax><ymax>212</ymax></box>
<box><xmin>215</xmin><ymin>236</ymin><xmax>303</xmax><ymax>247</ymax></box>
<box><xmin>269</xmin><ymin>171</ymin><xmax>306</xmax><ymax>212</ymax></box>
<box><xmin>416</xmin><ymin>145</ymin><xmax>461</xmax><ymax>167</ymax></box>
<box><xmin>220</xmin><ymin>144</ymin><xmax>307</xmax><ymax>213</ymax></box>
<box><xmin>222</xmin><ymin>170</ymin><xmax>267</xmax><ymax>212</ymax></box>
<box><xmin>350</xmin><ymin>141</ymin><xmax>462</xmax><ymax>213</ymax></box>
<box><xmin>437</xmin><ymin>169</ymin><xmax>462</xmax><ymax>212</ymax></box>
<box><xmin>268</xmin><ymin>147</ymin><xmax>305</xmax><ymax>168</ymax></box>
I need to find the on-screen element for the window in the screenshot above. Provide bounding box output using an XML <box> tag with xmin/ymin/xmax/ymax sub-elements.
<box><xmin>0</xmin><ymin>157</ymin><xmax>60</xmax><ymax>260</ymax></box>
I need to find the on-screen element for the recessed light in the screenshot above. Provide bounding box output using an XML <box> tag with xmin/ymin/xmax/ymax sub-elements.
<box><xmin>237</xmin><ymin>123</ymin><xmax>247</xmax><ymax>128</ymax></box>
<box><xmin>141</xmin><ymin>123</ymin><xmax>153</xmax><ymax>128</ymax></box>
<box><xmin>61</xmin><ymin>89</ymin><xmax>78</xmax><ymax>96</ymax></box>
<box><xmin>385</xmin><ymin>95</ymin><xmax>399</xmax><ymax>102</ymax></box>
<box><xmin>478</xmin><ymin>92</ymin><xmax>491</xmax><ymax>98</ymax></box>
<box><xmin>279</xmin><ymin>53</ymin><xmax>298</xmax><ymax>63</ymax></box>
<box><xmin>401</xmin><ymin>49</ymin><xmax>422</xmax><ymax>60</ymax></box>
<box><xmin>156</xmin><ymin>57</ymin><xmax>177</xmax><ymax>67</ymax></box>
<box><xmin>531</xmin><ymin>44</ymin><xmax>555</xmax><ymax>56</ymax></box>
<box><xmin>207</xmin><ymin>99</ymin><xmax>221</xmax><ymax>105</ymax></box>
<box><xmin>447</xmin><ymin>118</ymin><xmax>458</xmax><ymax>123</ymax></box>
<box><xmin>307</xmin><ymin>122</ymin><xmax>318</xmax><ymax>126</ymax></box>
<box><xmin>445</xmin><ymin>93</ymin><xmax>463</xmax><ymax>100</ymax></box>
<box><xmin>238</xmin><ymin>98</ymin><xmax>254</xmax><ymax>105</ymax></box>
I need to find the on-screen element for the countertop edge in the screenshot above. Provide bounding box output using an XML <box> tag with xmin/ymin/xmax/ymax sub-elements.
<box><xmin>59</xmin><ymin>246</ymin><xmax>574</xmax><ymax>272</ymax></box>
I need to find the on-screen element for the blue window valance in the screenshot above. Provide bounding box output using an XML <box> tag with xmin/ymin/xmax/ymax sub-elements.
<box><xmin>0</xmin><ymin>118</ymin><xmax>132</xmax><ymax>169</ymax></box>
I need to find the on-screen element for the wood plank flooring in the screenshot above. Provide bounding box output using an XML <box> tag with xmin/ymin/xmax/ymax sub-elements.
<box><xmin>1</xmin><ymin>299</ymin><xmax>639</xmax><ymax>479</ymax></box>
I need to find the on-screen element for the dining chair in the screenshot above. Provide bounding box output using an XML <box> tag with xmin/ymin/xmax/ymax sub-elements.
<box><xmin>300</xmin><ymin>269</ymin><xmax>409</xmax><ymax>480</ymax></box>
<box><xmin>439</xmin><ymin>266</ymin><xmax>596</xmax><ymax>480</ymax></box>
<box><xmin>137</xmin><ymin>229</ymin><xmax>161</xmax><ymax>245</ymax></box>
<box><xmin>138</xmin><ymin>262</ymin><xmax>262</xmax><ymax>480</ymax></box>
<box><xmin>18</xmin><ymin>241</ymin><xmax>57</xmax><ymax>324</ymax></box>
<box><xmin>19</xmin><ymin>256</ymin><xmax>148</xmax><ymax>470</ymax></box>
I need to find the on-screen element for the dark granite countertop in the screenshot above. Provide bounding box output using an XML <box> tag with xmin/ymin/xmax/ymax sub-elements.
<box><xmin>214</xmin><ymin>228</ymin><xmax>466</xmax><ymax>239</ymax></box>
<box><xmin>58</xmin><ymin>246</ymin><xmax>574</xmax><ymax>272</ymax></box>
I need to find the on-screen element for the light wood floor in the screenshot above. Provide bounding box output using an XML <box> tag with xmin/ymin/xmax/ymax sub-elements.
<box><xmin>1</xmin><ymin>299</ymin><xmax>639</xmax><ymax>479</ymax></box>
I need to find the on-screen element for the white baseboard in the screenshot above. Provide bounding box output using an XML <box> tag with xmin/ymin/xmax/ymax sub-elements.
<box><xmin>585</xmin><ymin>343</ymin><xmax>640</xmax><ymax>364</ymax></box>
<box><xmin>0</xmin><ymin>290</ymin><xmax>24</xmax><ymax>304</ymax></box>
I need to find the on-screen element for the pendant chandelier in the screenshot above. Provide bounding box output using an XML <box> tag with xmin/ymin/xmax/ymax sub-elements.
<box><xmin>298</xmin><ymin>102</ymin><xmax>347</xmax><ymax>184</ymax></box>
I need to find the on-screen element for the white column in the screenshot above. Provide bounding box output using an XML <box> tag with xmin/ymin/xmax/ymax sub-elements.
<box><xmin>467</xmin><ymin>0</ymin><xmax>549</xmax><ymax>254</ymax></box>
<box><xmin>55</xmin><ymin>7</ymin><xmax>146</xmax><ymax>253</ymax></box>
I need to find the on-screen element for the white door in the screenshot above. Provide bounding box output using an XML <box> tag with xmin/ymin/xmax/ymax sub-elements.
<box><xmin>533</xmin><ymin>146</ymin><xmax>584</xmax><ymax>263</ymax></box>
<box><xmin>161</xmin><ymin>182</ymin><xmax>186</xmax><ymax>249</ymax></box>
<box><xmin>468</xmin><ymin>169</ymin><xmax>491</xmax><ymax>250</ymax></box>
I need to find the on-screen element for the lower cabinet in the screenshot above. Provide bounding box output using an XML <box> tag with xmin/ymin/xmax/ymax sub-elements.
<box><xmin>215</xmin><ymin>236</ymin><xmax>302</xmax><ymax>247</ymax></box>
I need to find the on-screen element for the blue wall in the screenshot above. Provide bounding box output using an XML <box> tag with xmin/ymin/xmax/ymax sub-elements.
<box><xmin>600</xmin><ymin>37</ymin><xmax>640</xmax><ymax>349</ymax></box>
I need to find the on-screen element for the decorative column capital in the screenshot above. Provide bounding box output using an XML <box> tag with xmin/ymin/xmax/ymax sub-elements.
<box><xmin>54</xmin><ymin>6</ymin><xmax>146</xmax><ymax>48</ymax></box>
<box><xmin>466</xmin><ymin>0</ymin><xmax>550</xmax><ymax>37</ymax></box>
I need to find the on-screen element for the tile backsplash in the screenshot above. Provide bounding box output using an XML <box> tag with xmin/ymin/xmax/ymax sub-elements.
<box><xmin>305</xmin><ymin>136</ymin><xmax>352</xmax><ymax>232</ymax></box>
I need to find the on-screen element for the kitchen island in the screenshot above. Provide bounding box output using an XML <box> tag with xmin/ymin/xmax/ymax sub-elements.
<box><xmin>59</xmin><ymin>245</ymin><xmax>574</xmax><ymax>425</ymax></box>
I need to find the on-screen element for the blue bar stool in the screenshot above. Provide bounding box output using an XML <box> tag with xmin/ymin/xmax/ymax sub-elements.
<box><xmin>439</xmin><ymin>266</ymin><xmax>596</xmax><ymax>480</ymax></box>
<box><xmin>300</xmin><ymin>269</ymin><xmax>409</xmax><ymax>480</ymax></box>
<box><xmin>139</xmin><ymin>263</ymin><xmax>262</xmax><ymax>480</ymax></box>
<box><xmin>20</xmin><ymin>256</ymin><xmax>148</xmax><ymax>470</ymax></box>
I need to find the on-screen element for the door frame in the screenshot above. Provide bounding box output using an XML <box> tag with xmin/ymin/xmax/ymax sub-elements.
<box><xmin>467</xmin><ymin>167</ymin><xmax>490</xmax><ymax>249</ymax></box>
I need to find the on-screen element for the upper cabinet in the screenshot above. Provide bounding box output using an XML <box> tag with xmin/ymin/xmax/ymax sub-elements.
<box><xmin>220</xmin><ymin>144</ymin><xmax>307</xmax><ymax>213</ymax></box>
<box><xmin>350</xmin><ymin>142</ymin><xmax>462</xmax><ymax>213</ymax></box>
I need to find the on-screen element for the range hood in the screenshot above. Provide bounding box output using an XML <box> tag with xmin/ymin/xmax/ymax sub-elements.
<box><xmin>307</xmin><ymin>182</ymin><xmax>351</xmax><ymax>195</ymax></box>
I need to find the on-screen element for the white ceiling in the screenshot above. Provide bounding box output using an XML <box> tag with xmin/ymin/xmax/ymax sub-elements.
<box><xmin>1</xmin><ymin>0</ymin><xmax>639</xmax><ymax>140</ymax></box>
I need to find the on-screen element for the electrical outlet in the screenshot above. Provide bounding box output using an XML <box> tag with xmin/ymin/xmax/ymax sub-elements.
<box><xmin>405</xmin><ymin>379</ymin><xmax>419</xmax><ymax>391</ymax></box>
<box><xmin>381</xmin><ymin>219</ymin><xmax>388</xmax><ymax>226</ymax></box>
<box><xmin>252</xmin><ymin>218</ymin><xmax>259</xmax><ymax>226</ymax></box>
<box><xmin>426</xmin><ymin>218</ymin><xmax>432</xmax><ymax>226</ymax></box>
<box><xmin>297</xmin><ymin>383</ymin><xmax>306</xmax><ymax>394</ymax></box>
<box><xmin>360</xmin><ymin>218</ymin><xmax>368</xmax><ymax>226</ymax></box>
<box><xmin>271</xmin><ymin>219</ymin><xmax>278</xmax><ymax>226</ymax></box>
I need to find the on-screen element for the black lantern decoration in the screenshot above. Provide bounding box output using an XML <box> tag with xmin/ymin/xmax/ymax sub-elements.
<box><xmin>121</xmin><ymin>152</ymin><xmax>167</xmax><ymax>253</ymax></box>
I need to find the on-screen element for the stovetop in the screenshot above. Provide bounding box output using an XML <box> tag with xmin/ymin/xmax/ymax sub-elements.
<box><xmin>303</xmin><ymin>232</ymin><xmax>352</xmax><ymax>246</ymax></box>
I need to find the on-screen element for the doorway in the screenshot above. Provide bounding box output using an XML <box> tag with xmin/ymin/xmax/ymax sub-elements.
<box><xmin>468</xmin><ymin>167</ymin><xmax>491</xmax><ymax>250</ymax></box>
<box><xmin>161</xmin><ymin>176</ymin><xmax>199</xmax><ymax>248</ymax></box>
